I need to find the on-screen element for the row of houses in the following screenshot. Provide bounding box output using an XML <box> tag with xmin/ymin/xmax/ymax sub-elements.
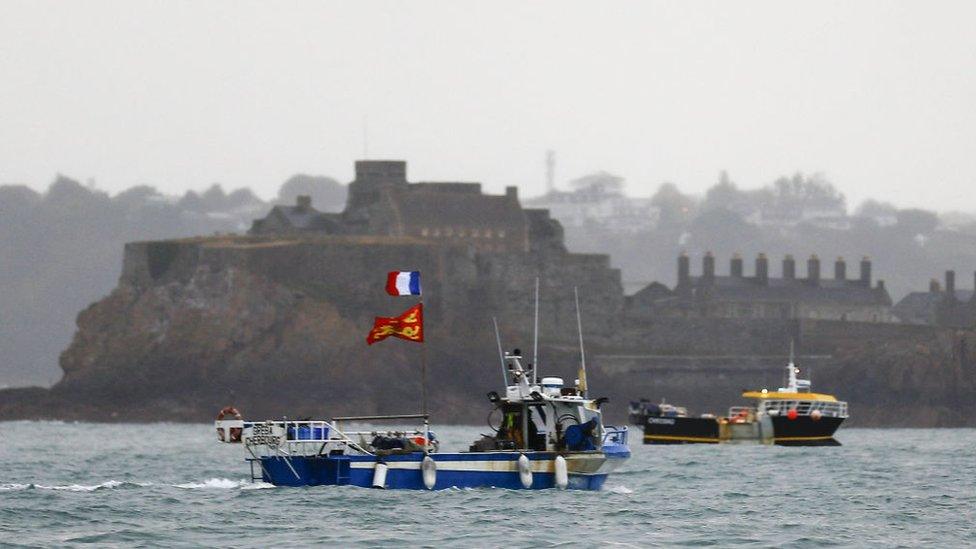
<box><xmin>627</xmin><ymin>252</ymin><xmax>975</xmax><ymax>327</ymax></box>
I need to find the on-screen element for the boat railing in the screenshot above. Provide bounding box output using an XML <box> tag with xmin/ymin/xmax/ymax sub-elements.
<box><xmin>602</xmin><ymin>425</ymin><xmax>629</xmax><ymax>446</ymax></box>
<box><xmin>241</xmin><ymin>415</ymin><xmax>435</xmax><ymax>459</ymax></box>
<box><xmin>727</xmin><ymin>406</ymin><xmax>756</xmax><ymax>420</ymax></box>
<box><xmin>757</xmin><ymin>399</ymin><xmax>849</xmax><ymax>418</ymax></box>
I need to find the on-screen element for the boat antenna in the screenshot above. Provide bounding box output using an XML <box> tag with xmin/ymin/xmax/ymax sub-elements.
<box><xmin>574</xmin><ymin>286</ymin><xmax>588</xmax><ymax>398</ymax></box>
<box><xmin>492</xmin><ymin>317</ymin><xmax>507</xmax><ymax>387</ymax></box>
<box><xmin>532</xmin><ymin>277</ymin><xmax>540</xmax><ymax>385</ymax></box>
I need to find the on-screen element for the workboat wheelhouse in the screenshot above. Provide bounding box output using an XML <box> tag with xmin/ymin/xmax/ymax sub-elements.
<box><xmin>215</xmin><ymin>349</ymin><xmax>628</xmax><ymax>490</ymax></box>
<box><xmin>637</xmin><ymin>346</ymin><xmax>849</xmax><ymax>446</ymax></box>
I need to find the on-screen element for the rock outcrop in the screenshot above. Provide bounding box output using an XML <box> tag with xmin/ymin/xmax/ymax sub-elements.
<box><xmin>2</xmin><ymin>233</ymin><xmax>974</xmax><ymax>426</ymax></box>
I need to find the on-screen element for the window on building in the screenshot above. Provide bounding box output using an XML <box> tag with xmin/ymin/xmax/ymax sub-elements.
<box><xmin>421</xmin><ymin>228</ymin><xmax>429</xmax><ymax>237</ymax></box>
<box><xmin>498</xmin><ymin>230</ymin><xmax>506</xmax><ymax>238</ymax></box>
<box><xmin>484</xmin><ymin>229</ymin><xmax>493</xmax><ymax>239</ymax></box>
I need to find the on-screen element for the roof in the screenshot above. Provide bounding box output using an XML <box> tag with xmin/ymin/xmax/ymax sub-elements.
<box><xmin>893</xmin><ymin>290</ymin><xmax>975</xmax><ymax>323</ymax></box>
<box><xmin>741</xmin><ymin>391</ymin><xmax>838</xmax><ymax>402</ymax></box>
<box><xmin>682</xmin><ymin>275</ymin><xmax>891</xmax><ymax>306</ymax></box>
<box><xmin>267</xmin><ymin>205</ymin><xmax>339</xmax><ymax>231</ymax></box>
<box><xmin>389</xmin><ymin>187</ymin><xmax>524</xmax><ymax>228</ymax></box>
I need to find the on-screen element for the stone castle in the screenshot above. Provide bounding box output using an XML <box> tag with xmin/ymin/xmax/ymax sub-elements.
<box><xmin>251</xmin><ymin>160</ymin><xmax>565</xmax><ymax>255</ymax></box>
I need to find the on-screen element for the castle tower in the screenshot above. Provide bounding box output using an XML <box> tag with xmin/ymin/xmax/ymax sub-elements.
<box><xmin>346</xmin><ymin>160</ymin><xmax>409</xmax><ymax>210</ymax></box>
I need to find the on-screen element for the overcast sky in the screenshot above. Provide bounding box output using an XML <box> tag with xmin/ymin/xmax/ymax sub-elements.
<box><xmin>1</xmin><ymin>1</ymin><xmax>974</xmax><ymax>211</ymax></box>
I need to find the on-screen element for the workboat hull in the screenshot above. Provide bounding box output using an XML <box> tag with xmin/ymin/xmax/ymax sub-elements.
<box><xmin>642</xmin><ymin>415</ymin><xmax>844</xmax><ymax>445</ymax></box>
<box><xmin>643</xmin><ymin>416</ymin><xmax>720</xmax><ymax>444</ymax></box>
<box><xmin>255</xmin><ymin>445</ymin><xmax>630</xmax><ymax>490</ymax></box>
<box><xmin>770</xmin><ymin>415</ymin><xmax>844</xmax><ymax>446</ymax></box>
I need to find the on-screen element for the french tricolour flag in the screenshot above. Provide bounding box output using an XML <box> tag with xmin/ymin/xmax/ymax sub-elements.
<box><xmin>386</xmin><ymin>271</ymin><xmax>422</xmax><ymax>296</ymax></box>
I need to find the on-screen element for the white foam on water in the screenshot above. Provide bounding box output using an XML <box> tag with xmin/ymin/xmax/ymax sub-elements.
<box><xmin>239</xmin><ymin>482</ymin><xmax>275</xmax><ymax>490</ymax></box>
<box><xmin>174</xmin><ymin>478</ymin><xmax>250</xmax><ymax>489</ymax></box>
<box><xmin>607</xmin><ymin>485</ymin><xmax>634</xmax><ymax>494</ymax></box>
<box><xmin>0</xmin><ymin>483</ymin><xmax>32</xmax><ymax>491</ymax></box>
<box><xmin>34</xmin><ymin>480</ymin><xmax>135</xmax><ymax>492</ymax></box>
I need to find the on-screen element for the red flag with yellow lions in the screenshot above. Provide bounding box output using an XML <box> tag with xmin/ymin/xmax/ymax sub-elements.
<box><xmin>366</xmin><ymin>303</ymin><xmax>423</xmax><ymax>345</ymax></box>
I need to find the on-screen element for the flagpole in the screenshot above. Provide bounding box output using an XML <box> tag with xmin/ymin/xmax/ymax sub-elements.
<box><xmin>420</xmin><ymin>296</ymin><xmax>429</xmax><ymax>453</ymax></box>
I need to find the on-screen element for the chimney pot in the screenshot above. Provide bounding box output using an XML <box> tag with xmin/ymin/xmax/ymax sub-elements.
<box><xmin>756</xmin><ymin>253</ymin><xmax>769</xmax><ymax>285</ymax></box>
<box><xmin>678</xmin><ymin>252</ymin><xmax>690</xmax><ymax>285</ymax></box>
<box><xmin>945</xmin><ymin>270</ymin><xmax>956</xmax><ymax>300</ymax></box>
<box><xmin>860</xmin><ymin>256</ymin><xmax>872</xmax><ymax>286</ymax></box>
<box><xmin>731</xmin><ymin>253</ymin><xmax>743</xmax><ymax>278</ymax></box>
<box><xmin>296</xmin><ymin>195</ymin><xmax>312</xmax><ymax>210</ymax></box>
<box><xmin>807</xmin><ymin>254</ymin><xmax>821</xmax><ymax>285</ymax></box>
<box><xmin>783</xmin><ymin>254</ymin><xmax>796</xmax><ymax>280</ymax></box>
<box><xmin>703</xmin><ymin>251</ymin><xmax>715</xmax><ymax>283</ymax></box>
<box><xmin>929</xmin><ymin>279</ymin><xmax>941</xmax><ymax>293</ymax></box>
<box><xmin>835</xmin><ymin>257</ymin><xmax>847</xmax><ymax>280</ymax></box>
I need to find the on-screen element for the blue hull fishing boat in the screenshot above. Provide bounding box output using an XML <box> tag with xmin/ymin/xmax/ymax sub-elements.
<box><xmin>215</xmin><ymin>347</ymin><xmax>629</xmax><ymax>490</ymax></box>
<box><xmin>214</xmin><ymin>279</ymin><xmax>630</xmax><ymax>490</ymax></box>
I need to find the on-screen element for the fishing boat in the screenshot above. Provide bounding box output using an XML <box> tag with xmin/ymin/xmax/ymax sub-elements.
<box><xmin>636</xmin><ymin>346</ymin><xmax>849</xmax><ymax>446</ymax></box>
<box><xmin>214</xmin><ymin>285</ymin><xmax>630</xmax><ymax>490</ymax></box>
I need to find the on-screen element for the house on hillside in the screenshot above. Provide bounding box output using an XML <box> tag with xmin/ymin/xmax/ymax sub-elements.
<box><xmin>893</xmin><ymin>271</ymin><xmax>976</xmax><ymax>327</ymax></box>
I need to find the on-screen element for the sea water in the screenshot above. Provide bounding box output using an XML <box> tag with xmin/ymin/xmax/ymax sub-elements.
<box><xmin>0</xmin><ymin>422</ymin><xmax>973</xmax><ymax>547</ymax></box>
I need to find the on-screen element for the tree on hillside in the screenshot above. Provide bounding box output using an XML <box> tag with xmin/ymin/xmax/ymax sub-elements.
<box><xmin>769</xmin><ymin>172</ymin><xmax>846</xmax><ymax>216</ymax></box>
<box><xmin>651</xmin><ymin>182</ymin><xmax>697</xmax><ymax>228</ymax></box>
<box><xmin>277</xmin><ymin>174</ymin><xmax>346</xmax><ymax>212</ymax></box>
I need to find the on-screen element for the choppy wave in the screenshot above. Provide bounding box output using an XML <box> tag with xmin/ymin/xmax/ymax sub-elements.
<box><xmin>174</xmin><ymin>478</ymin><xmax>273</xmax><ymax>490</ymax></box>
<box><xmin>1</xmin><ymin>480</ymin><xmax>152</xmax><ymax>492</ymax></box>
<box><xmin>2</xmin><ymin>478</ymin><xmax>275</xmax><ymax>492</ymax></box>
<box><xmin>1</xmin><ymin>423</ymin><xmax>975</xmax><ymax>547</ymax></box>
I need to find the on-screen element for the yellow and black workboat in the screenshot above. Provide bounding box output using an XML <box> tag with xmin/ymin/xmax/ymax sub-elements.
<box><xmin>635</xmin><ymin>350</ymin><xmax>849</xmax><ymax>446</ymax></box>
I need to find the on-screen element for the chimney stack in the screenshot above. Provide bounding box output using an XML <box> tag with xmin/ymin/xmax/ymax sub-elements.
<box><xmin>860</xmin><ymin>256</ymin><xmax>872</xmax><ymax>286</ymax></box>
<box><xmin>756</xmin><ymin>253</ymin><xmax>769</xmax><ymax>285</ymax></box>
<box><xmin>703</xmin><ymin>252</ymin><xmax>715</xmax><ymax>283</ymax></box>
<box><xmin>807</xmin><ymin>255</ymin><xmax>821</xmax><ymax>285</ymax></box>
<box><xmin>946</xmin><ymin>270</ymin><xmax>956</xmax><ymax>300</ymax></box>
<box><xmin>929</xmin><ymin>279</ymin><xmax>941</xmax><ymax>293</ymax></box>
<box><xmin>296</xmin><ymin>195</ymin><xmax>312</xmax><ymax>210</ymax></box>
<box><xmin>730</xmin><ymin>253</ymin><xmax>743</xmax><ymax>278</ymax></box>
<box><xmin>835</xmin><ymin>257</ymin><xmax>847</xmax><ymax>280</ymax></box>
<box><xmin>678</xmin><ymin>252</ymin><xmax>690</xmax><ymax>285</ymax></box>
<box><xmin>783</xmin><ymin>254</ymin><xmax>796</xmax><ymax>280</ymax></box>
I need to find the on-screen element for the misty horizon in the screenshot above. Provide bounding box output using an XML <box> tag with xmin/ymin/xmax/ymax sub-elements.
<box><xmin>2</xmin><ymin>1</ymin><xmax>975</xmax><ymax>211</ymax></box>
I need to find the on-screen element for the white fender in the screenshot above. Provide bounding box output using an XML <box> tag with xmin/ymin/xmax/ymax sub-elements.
<box><xmin>554</xmin><ymin>455</ymin><xmax>568</xmax><ymax>489</ymax></box>
<box><xmin>518</xmin><ymin>454</ymin><xmax>533</xmax><ymax>489</ymax></box>
<box><xmin>422</xmin><ymin>455</ymin><xmax>437</xmax><ymax>490</ymax></box>
<box><xmin>372</xmin><ymin>462</ymin><xmax>388</xmax><ymax>489</ymax></box>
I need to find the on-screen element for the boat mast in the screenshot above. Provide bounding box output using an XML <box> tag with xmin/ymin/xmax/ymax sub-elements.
<box><xmin>493</xmin><ymin>317</ymin><xmax>507</xmax><ymax>387</ymax></box>
<box><xmin>420</xmin><ymin>295</ymin><xmax>429</xmax><ymax>452</ymax></box>
<box><xmin>574</xmin><ymin>286</ymin><xmax>588</xmax><ymax>398</ymax></box>
<box><xmin>532</xmin><ymin>277</ymin><xmax>540</xmax><ymax>385</ymax></box>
